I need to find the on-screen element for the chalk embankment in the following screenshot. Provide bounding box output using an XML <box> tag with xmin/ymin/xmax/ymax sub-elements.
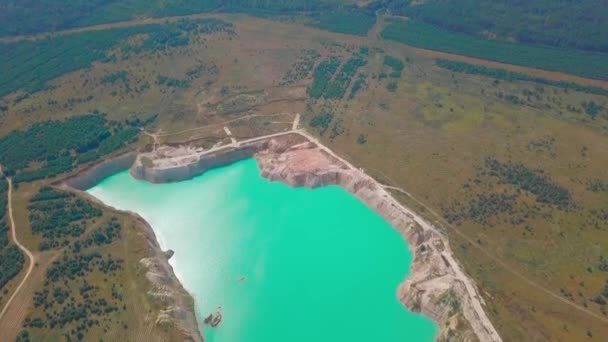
<box><xmin>65</xmin><ymin>152</ymin><xmax>137</xmax><ymax>190</ymax></box>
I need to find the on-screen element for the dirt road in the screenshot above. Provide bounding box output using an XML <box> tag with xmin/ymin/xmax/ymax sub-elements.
<box><xmin>0</xmin><ymin>178</ymin><xmax>36</xmax><ymax>321</ymax></box>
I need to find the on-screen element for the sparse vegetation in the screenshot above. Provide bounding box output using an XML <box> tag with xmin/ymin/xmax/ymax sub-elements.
<box><xmin>587</xmin><ymin>179</ymin><xmax>608</xmax><ymax>193</ymax></box>
<box><xmin>281</xmin><ymin>50</ymin><xmax>319</xmax><ymax>85</ymax></box>
<box><xmin>443</xmin><ymin>192</ymin><xmax>517</xmax><ymax>225</ymax></box>
<box><xmin>437</xmin><ymin>289</ymin><xmax>461</xmax><ymax>316</ymax></box>
<box><xmin>484</xmin><ymin>157</ymin><xmax>572</xmax><ymax>208</ymax></box>
<box><xmin>28</xmin><ymin>187</ymin><xmax>102</xmax><ymax>250</ymax></box>
<box><xmin>101</xmin><ymin>71</ymin><xmax>129</xmax><ymax>86</ymax></box>
<box><xmin>0</xmin><ymin>18</ymin><xmax>233</xmax><ymax>98</ymax></box>
<box><xmin>23</xmin><ymin>247</ymin><xmax>125</xmax><ymax>339</ymax></box>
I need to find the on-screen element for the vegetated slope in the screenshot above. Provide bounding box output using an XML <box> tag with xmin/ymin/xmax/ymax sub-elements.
<box><xmin>15</xmin><ymin>187</ymin><xmax>186</xmax><ymax>342</ymax></box>
<box><xmin>381</xmin><ymin>19</ymin><xmax>608</xmax><ymax>81</ymax></box>
<box><xmin>381</xmin><ymin>0</ymin><xmax>608</xmax><ymax>54</ymax></box>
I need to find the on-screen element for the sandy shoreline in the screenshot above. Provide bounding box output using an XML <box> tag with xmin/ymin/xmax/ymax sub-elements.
<box><xmin>65</xmin><ymin>132</ymin><xmax>502</xmax><ymax>342</ymax></box>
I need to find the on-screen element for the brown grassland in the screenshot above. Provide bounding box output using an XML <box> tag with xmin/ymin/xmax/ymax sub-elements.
<box><xmin>0</xmin><ymin>14</ymin><xmax>607</xmax><ymax>341</ymax></box>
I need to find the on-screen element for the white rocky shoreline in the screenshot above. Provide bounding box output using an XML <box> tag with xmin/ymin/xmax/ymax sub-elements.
<box><xmin>66</xmin><ymin>132</ymin><xmax>502</xmax><ymax>342</ymax></box>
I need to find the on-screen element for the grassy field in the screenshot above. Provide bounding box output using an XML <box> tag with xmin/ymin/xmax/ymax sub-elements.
<box><xmin>0</xmin><ymin>14</ymin><xmax>607</xmax><ymax>341</ymax></box>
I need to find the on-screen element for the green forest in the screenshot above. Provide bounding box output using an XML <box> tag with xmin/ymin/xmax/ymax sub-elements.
<box><xmin>312</xmin><ymin>10</ymin><xmax>376</xmax><ymax>36</ymax></box>
<box><xmin>381</xmin><ymin>19</ymin><xmax>608</xmax><ymax>80</ymax></box>
<box><xmin>309</xmin><ymin>49</ymin><xmax>369</xmax><ymax>99</ymax></box>
<box><xmin>382</xmin><ymin>0</ymin><xmax>608</xmax><ymax>54</ymax></box>
<box><xmin>0</xmin><ymin>112</ymin><xmax>147</xmax><ymax>183</ymax></box>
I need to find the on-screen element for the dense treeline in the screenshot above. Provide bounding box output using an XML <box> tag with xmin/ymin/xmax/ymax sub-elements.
<box><xmin>0</xmin><ymin>18</ymin><xmax>233</xmax><ymax>98</ymax></box>
<box><xmin>309</xmin><ymin>112</ymin><xmax>333</xmax><ymax>131</ymax></box>
<box><xmin>0</xmin><ymin>246</ymin><xmax>25</xmax><ymax>289</ymax></box>
<box><xmin>324</xmin><ymin>53</ymin><xmax>367</xmax><ymax>99</ymax></box>
<box><xmin>383</xmin><ymin>55</ymin><xmax>404</xmax><ymax>78</ymax></box>
<box><xmin>484</xmin><ymin>157</ymin><xmax>572</xmax><ymax>209</ymax></box>
<box><xmin>381</xmin><ymin>19</ymin><xmax>608</xmax><ymax>81</ymax></box>
<box><xmin>309</xmin><ymin>49</ymin><xmax>368</xmax><ymax>99</ymax></box>
<box><xmin>312</xmin><ymin>10</ymin><xmax>376</xmax><ymax>36</ymax></box>
<box><xmin>436</xmin><ymin>59</ymin><xmax>608</xmax><ymax>97</ymax></box>
<box><xmin>28</xmin><ymin>187</ymin><xmax>102</xmax><ymax>250</ymax></box>
<box><xmin>379</xmin><ymin>0</ymin><xmax>608</xmax><ymax>54</ymax></box>
<box><xmin>0</xmin><ymin>113</ymin><xmax>146</xmax><ymax>183</ymax></box>
<box><xmin>308</xmin><ymin>57</ymin><xmax>342</xmax><ymax>98</ymax></box>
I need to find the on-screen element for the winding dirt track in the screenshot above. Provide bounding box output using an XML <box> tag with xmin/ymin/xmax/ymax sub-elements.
<box><xmin>0</xmin><ymin>178</ymin><xmax>36</xmax><ymax>321</ymax></box>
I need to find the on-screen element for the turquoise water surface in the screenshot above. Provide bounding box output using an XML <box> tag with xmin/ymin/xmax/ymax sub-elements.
<box><xmin>87</xmin><ymin>158</ymin><xmax>437</xmax><ymax>341</ymax></box>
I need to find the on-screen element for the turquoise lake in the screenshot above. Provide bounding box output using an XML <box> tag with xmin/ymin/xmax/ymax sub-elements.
<box><xmin>87</xmin><ymin>158</ymin><xmax>437</xmax><ymax>341</ymax></box>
